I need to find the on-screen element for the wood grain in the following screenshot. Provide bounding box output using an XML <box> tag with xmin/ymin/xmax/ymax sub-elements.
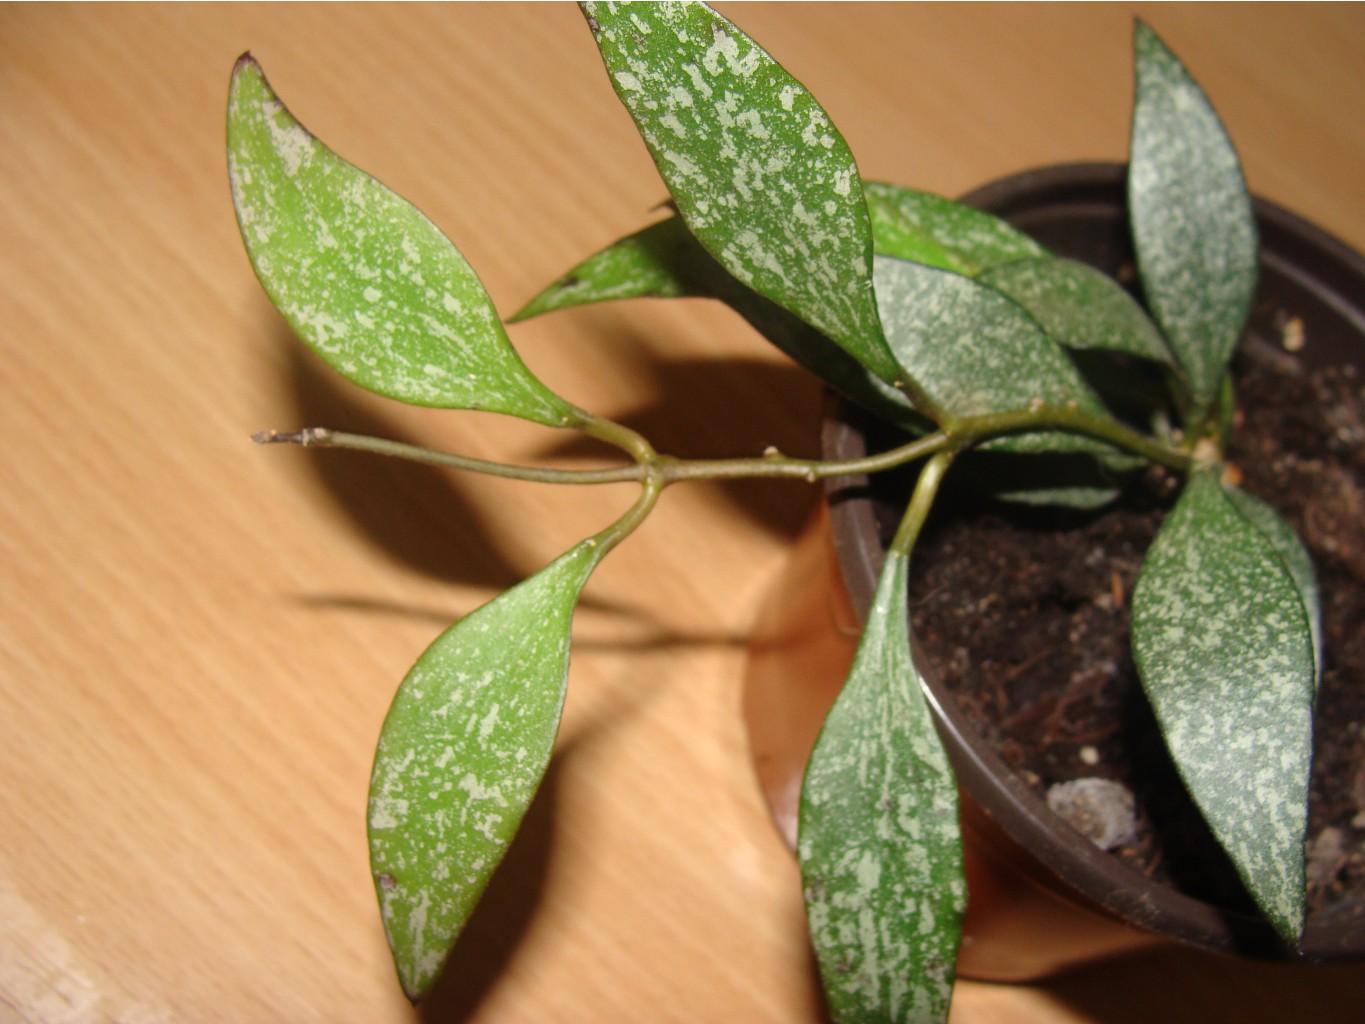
<box><xmin>3</xmin><ymin>4</ymin><xmax>1363</xmax><ymax>1021</ymax></box>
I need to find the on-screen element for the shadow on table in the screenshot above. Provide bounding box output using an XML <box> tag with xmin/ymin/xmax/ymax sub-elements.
<box><xmin>276</xmin><ymin>338</ymin><xmax>529</xmax><ymax>591</ymax></box>
<box><xmin>263</xmin><ymin>312</ymin><xmax>856</xmax><ymax>1022</ymax></box>
<box><xmin>528</xmin><ymin>324</ymin><xmax>825</xmax><ymax>546</ymax></box>
<box><xmin>410</xmin><ymin>676</ymin><xmax>700</xmax><ymax>1024</ymax></box>
<box><xmin>1037</xmin><ymin>941</ymin><xmax>1365</xmax><ymax>1022</ymax></box>
<box><xmin>413</xmin><ymin>751</ymin><xmax>563</xmax><ymax>1023</ymax></box>
<box><xmin>273</xmin><ymin>322</ymin><xmax>822</xmax><ymax>591</ymax></box>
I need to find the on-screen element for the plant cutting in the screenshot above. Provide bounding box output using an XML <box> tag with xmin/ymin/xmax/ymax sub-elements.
<box><xmin>227</xmin><ymin>3</ymin><xmax>1352</xmax><ymax>1021</ymax></box>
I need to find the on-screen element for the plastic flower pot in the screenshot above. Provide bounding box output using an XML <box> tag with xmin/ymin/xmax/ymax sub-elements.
<box><xmin>745</xmin><ymin>163</ymin><xmax>1365</xmax><ymax>980</ymax></box>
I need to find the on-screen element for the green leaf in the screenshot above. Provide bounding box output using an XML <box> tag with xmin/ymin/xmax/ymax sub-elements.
<box><xmin>507</xmin><ymin>182</ymin><xmax>1057</xmax><ymax>431</ymax></box>
<box><xmin>799</xmin><ymin>547</ymin><xmax>964</xmax><ymax>1024</ymax></box>
<box><xmin>863</xmin><ymin>181</ymin><xmax>1046</xmax><ymax>275</ymax></box>
<box><xmin>872</xmin><ymin>256</ymin><xmax>1113</xmax><ymax>456</ymax></box>
<box><xmin>1130</xmin><ymin>473</ymin><xmax>1314</xmax><ymax>941</ymax></box>
<box><xmin>696</xmin><ymin>266</ymin><xmax>924</xmax><ymax>433</ymax></box>
<box><xmin>227</xmin><ymin>55</ymin><xmax>578</xmax><ymax>426</ymax></box>
<box><xmin>514</xmin><ymin>185</ymin><xmax>1044</xmax><ymax>319</ymax></box>
<box><xmin>1224</xmin><ymin>488</ymin><xmax>1322</xmax><ymax>683</ymax></box>
<box><xmin>513</xmin><ymin>217</ymin><xmax>922</xmax><ymax>431</ymax></box>
<box><xmin>367</xmin><ymin>540</ymin><xmax>604</xmax><ymax>1000</ymax></box>
<box><xmin>510</xmin><ymin>217</ymin><xmax>705</xmax><ymax>322</ymax></box>
<box><xmin>979</xmin><ymin>257</ymin><xmax>1174</xmax><ymax>364</ymax></box>
<box><xmin>1128</xmin><ymin>21</ymin><xmax>1258</xmax><ymax>419</ymax></box>
<box><xmin>581</xmin><ymin>1</ymin><xmax>900</xmax><ymax>385</ymax></box>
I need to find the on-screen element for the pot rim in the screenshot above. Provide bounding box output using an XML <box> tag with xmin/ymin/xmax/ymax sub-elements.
<box><xmin>823</xmin><ymin>161</ymin><xmax>1365</xmax><ymax>961</ymax></box>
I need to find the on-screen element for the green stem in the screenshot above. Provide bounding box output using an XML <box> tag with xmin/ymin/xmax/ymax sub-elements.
<box><xmin>590</xmin><ymin>461</ymin><xmax>664</xmax><ymax>556</ymax></box>
<box><xmin>659</xmin><ymin>432</ymin><xmax>948</xmax><ymax>484</ymax></box>
<box><xmin>889</xmin><ymin>451</ymin><xmax>954</xmax><ymax>558</ymax></box>
<box><xmin>252</xmin><ymin>428</ymin><xmax>644</xmax><ymax>486</ymax></box>
<box><xmin>252</xmin><ymin>424</ymin><xmax>950</xmax><ymax>486</ymax></box>
<box><xmin>253</xmin><ymin>399</ymin><xmax>1198</xmax><ymax>491</ymax></box>
<box><xmin>943</xmin><ymin>403</ymin><xmax>1197</xmax><ymax>473</ymax></box>
<box><xmin>571</xmin><ymin>406</ymin><xmax>659</xmax><ymax>465</ymax></box>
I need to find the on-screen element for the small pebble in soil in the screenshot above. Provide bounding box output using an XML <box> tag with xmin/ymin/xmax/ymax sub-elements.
<box><xmin>1047</xmin><ymin>777</ymin><xmax>1138</xmax><ymax>851</ymax></box>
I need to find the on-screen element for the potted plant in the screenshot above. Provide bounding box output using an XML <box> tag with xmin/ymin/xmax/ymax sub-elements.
<box><xmin>748</xmin><ymin>159</ymin><xmax>1365</xmax><ymax>984</ymax></box>
<box><xmin>227</xmin><ymin>3</ymin><xmax>1363</xmax><ymax>1021</ymax></box>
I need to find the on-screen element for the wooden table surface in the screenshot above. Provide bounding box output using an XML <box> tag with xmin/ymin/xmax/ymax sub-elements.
<box><xmin>5</xmin><ymin>4</ymin><xmax>1365</xmax><ymax>1021</ymax></box>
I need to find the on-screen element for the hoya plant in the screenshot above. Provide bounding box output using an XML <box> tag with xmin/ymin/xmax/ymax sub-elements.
<box><xmin>229</xmin><ymin>4</ymin><xmax>1318</xmax><ymax>1021</ymax></box>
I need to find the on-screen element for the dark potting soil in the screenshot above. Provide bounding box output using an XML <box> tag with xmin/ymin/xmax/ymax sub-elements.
<box><xmin>899</xmin><ymin>340</ymin><xmax>1365</xmax><ymax>918</ymax></box>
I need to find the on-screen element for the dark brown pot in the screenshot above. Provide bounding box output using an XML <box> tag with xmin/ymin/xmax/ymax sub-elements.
<box><xmin>745</xmin><ymin>163</ymin><xmax>1365</xmax><ymax>980</ymax></box>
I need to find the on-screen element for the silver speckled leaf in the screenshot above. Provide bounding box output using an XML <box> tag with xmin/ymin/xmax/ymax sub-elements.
<box><xmin>510</xmin><ymin>217</ymin><xmax>704</xmax><ymax>322</ymax></box>
<box><xmin>367</xmin><ymin>541</ymin><xmax>604</xmax><ymax>1000</ymax></box>
<box><xmin>799</xmin><ymin>547</ymin><xmax>964</xmax><ymax>1024</ymax></box>
<box><xmin>582</xmin><ymin>1</ymin><xmax>900</xmax><ymax>385</ymax></box>
<box><xmin>864</xmin><ymin>181</ymin><xmax>1046</xmax><ymax>276</ymax></box>
<box><xmin>228</xmin><ymin>56</ymin><xmax>577</xmax><ymax>425</ymax></box>
<box><xmin>1224</xmin><ymin>487</ymin><xmax>1321</xmax><ymax>681</ymax></box>
<box><xmin>1131</xmin><ymin>473</ymin><xmax>1314</xmax><ymax>941</ymax></box>
<box><xmin>1128</xmin><ymin>22</ymin><xmax>1257</xmax><ymax>418</ymax></box>
<box><xmin>515</xmin><ymin>183</ymin><xmax>1045</xmax><ymax>318</ymax></box>
<box><xmin>980</xmin><ymin>257</ymin><xmax>1174</xmax><ymax>364</ymax></box>
<box><xmin>512</xmin><ymin>216</ymin><xmax>921</xmax><ymax>430</ymax></box>
<box><xmin>873</xmin><ymin>256</ymin><xmax>1114</xmax><ymax>456</ymax></box>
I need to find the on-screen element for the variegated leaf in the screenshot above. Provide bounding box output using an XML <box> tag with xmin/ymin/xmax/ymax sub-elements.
<box><xmin>864</xmin><ymin>181</ymin><xmax>1045</xmax><ymax>276</ymax></box>
<box><xmin>799</xmin><ymin>546</ymin><xmax>964</xmax><ymax>1024</ymax></box>
<box><xmin>1128</xmin><ymin>22</ymin><xmax>1257</xmax><ymax>419</ymax></box>
<box><xmin>512</xmin><ymin>217</ymin><xmax>921</xmax><ymax>430</ymax></box>
<box><xmin>228</xmin><ymin>56</ymin><xmax>578</xmax><ymax>425</ymax></box>
<box><xmin>1224</xmin><ymin>486</ymin><xmax>1322</xmax><ymax>685</ymax></box>
<box><xmin>1130</xmin><ymin>473</ymin><xmax>1315</xmax><ymax>941</ymax></box>
<box><xmin>582</xmin><ymin>1</ymin><xmax>901</xmax><ymax>386</ymax></box>
<box><xmin>368</xmin><ymin>541</ymin><xmax>605</xmax><ymax>1000</ymax></box>
<box><xmin>979</xmin><ymin>257</ymin><xmax>1174</xmax><ymax>364</ymax></box>
<box><xmin>873</xmin><ymin>256</ymin><xmax>1115</xmax><ymax>457</ymax></box>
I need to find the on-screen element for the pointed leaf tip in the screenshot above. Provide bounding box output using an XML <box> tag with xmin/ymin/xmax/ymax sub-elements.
<box><xmin>513</xmin><ymin>215</ymin><xmax>921</xmax><ymax>430</ymax></box>
<box><xmin>1128</xmin><ymin>21</ymin><xmax>1257</xmax><ymax>419</ymax></box>
<box><xmin>979</xmin><ymin>256</ymin><xmax>1174</xmax><ymax>365</ymax></box>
